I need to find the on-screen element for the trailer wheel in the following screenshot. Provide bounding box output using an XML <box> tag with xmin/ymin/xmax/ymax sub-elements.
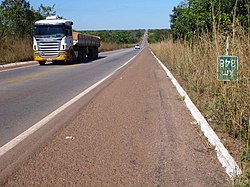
<box><xmin>87</xmin><ymin>47</ymin><xmax>93</xmax><ymax>59</ymax></box>
<box><xmin>39</xmin><ymin>61</ymin><xmax>46</xmax><ymax>66</ymax></box>
<box><xmin>94</xmin><ymin>47</ymin><xmax>99</xmax><ymax>59</ymax></box>
<box><xmin>82</xmin><ymin>47</ymin><xmax>87</xmax><ymax>63</ymax></box>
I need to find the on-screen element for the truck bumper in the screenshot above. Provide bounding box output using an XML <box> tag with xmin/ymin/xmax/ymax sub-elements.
<box><xmin>34</xmin><ymin>50</ymin><xmax>71</xmax><ymax>62</ymax></box>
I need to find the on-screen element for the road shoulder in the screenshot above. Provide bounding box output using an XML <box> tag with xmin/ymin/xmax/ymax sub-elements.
<box><xmin>3</xmin><ymin>48</ymin><xmax>230</xmax><ymax>186</ymax></box>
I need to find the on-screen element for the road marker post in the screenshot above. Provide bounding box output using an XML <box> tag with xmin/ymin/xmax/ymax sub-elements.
<box><xmin>217</xmin><ymin>36</ymin><xmax>239</xmax><ymax>82</ymax></box>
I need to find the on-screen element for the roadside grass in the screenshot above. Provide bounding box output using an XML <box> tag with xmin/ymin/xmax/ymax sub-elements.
<box><xmin>99</xmin><ymin>42</ymin><xmax>134</xmax><ymax>52</ymax></box>
<box><xmin>0</xmin><ymin>40</ymin><xmax>134</xmax><ymax>65</ymax></box>
<box><xmin>234</xmin><ymin>169</ymin><xmax>250</xmax><ymax>186</ymax></box>
<box><xmin>150</xmin><ymin>31</ymin><xmax>250</xmax><ymax>184</ymax></box>
<box><xmin>0</xmin><ymin>36</ymin><xmax>33</xmax><ymax>65</ymax></box>
<box><xmin>0</xmin><ymin>33</ymin><xmax>138</xmax><ymax>65</ymax></box>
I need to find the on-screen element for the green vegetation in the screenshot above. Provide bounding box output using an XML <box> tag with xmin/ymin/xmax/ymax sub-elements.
<box><xmin>79</xmin><ymin>30</ymin><xmax>144</xmax><ymax>52</ymax></box>
<box><xmin>234</xmin><ymin>166</ymin><xmax>250</xmax><ymax>186</ymax></box>
<box><xmin>80</xmin><ymin>30</ymin><xmax>144</xmax><ymax>44</ymax></box>
<box><xmin>150</xmin><ymin>0</ymin><xmax>249</xmax><ymax>184</ymax></box>
<box><xmin>148</xmin><ymin>29</ymin><xmax>171</xmax><ymax>43</ymax></box>
<box><xmin>0</xmin><ymin>0</ymin><xmax>56</xmax><ymax>64</ymax></box>
<box><xmin>0</xmin><ymin>1</ymin><xmax>54</xmax><ymax>38</ymax></box>
<box><xmin>0</xmin><ymin>0</ymin><xmax>144</xmax><ymax>64</ymax></box>
<box><xmin>170</xmin><ymin>0</ymin><xmax>249</xmax><ymax>40</ymax></box>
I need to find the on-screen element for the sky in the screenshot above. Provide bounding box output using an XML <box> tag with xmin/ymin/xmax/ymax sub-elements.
<box><xmin>27</xmin><ymin>0</ymin><xmax>182</xmax><ymax>31</ymax></box>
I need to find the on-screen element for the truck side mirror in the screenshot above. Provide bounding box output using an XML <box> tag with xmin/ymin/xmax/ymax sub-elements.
<box><xmin>66</xmin><ymin>29</ymin><xmax>72</xmax><ymax>36</ymax></box>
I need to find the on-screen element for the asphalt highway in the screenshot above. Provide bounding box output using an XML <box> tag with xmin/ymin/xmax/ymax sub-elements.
<box><xmin>0</xmin><ymin>33</ymin><xmax>230</xmax><ymax>186</ymax></box>
<box><xmin>2</xmin><ymin>47</ymin><xmax>229</xmax><ymax>186</ymax></box>
<box><xmin>0</xmin><ymin>48</ymin><xmax>141</xmax><ymax>148</ymax></box>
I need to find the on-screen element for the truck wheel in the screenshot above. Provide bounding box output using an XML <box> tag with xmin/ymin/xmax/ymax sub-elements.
<box><xmin>67</xmin><ymin>50</ymin><xmax>75</xmax><ymax>64</ymax></box>
<box><xmin>39</xmin><ymin>61</ymin><xmax>46</xmax><ymax>66</ymax></box>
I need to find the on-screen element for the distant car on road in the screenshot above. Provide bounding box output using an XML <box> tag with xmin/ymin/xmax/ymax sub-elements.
<box><xmin>135</xmin><ymin>44</ymin><xmax>140</xmax><ymax>49</ymax></box>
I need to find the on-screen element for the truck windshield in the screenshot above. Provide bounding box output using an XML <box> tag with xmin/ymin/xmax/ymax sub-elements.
<box><xmin>34</xmin><ymin>25</ymin><xmax>66</xmax><ymax>37</ymax></box>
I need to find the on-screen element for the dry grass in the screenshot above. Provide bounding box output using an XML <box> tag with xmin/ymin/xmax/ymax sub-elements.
<box><xmin>0</xmin><ymin>37</ymin><xmax>135</xmax><ymax>65</ymax></box>
<box><xmin>99</xmin><ymin>42</ymin><xmax>134</xmax><ymax>52</ymax></box>
<box><xmin>0</xmin><ymin>36</ymin><xmax>33</xmax><ymax>65</ymax></box>
<box><xmin>150</xmin><ymin>31</ymin><xmax>250</xmax><ymax>178</ymax></box>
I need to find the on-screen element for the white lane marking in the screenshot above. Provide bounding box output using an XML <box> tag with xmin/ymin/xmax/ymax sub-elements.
<box><xmin>151</xmin><ymin>51</ymin><xmax>241</xmax><ymax>179</ymax></box>
<box><xmin>0</xmin><ymin>49</ymin><xmax>132</xmax><ymax>73</ymax></box>
<box><xmin>0</xmin><ymin>49</ymin><xmax>143</xmax><ymax>157</ymax></box>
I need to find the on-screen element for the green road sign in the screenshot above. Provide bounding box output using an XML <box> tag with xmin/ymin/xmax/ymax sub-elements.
<box><xmin>217</xmin><ymin>56</ymin><xmax>238</xmax><ymax>81</ymax></box>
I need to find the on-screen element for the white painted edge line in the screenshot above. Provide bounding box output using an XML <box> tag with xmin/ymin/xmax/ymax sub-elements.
<box><xmin>150</xmin><ymin>51</ymin><xmax>241</xmax><ymax>179</ymax></box>
<box><xmin>0</xmin><ymin>49</ymin><xmax>143</xmax><ymax>157</ymax></box>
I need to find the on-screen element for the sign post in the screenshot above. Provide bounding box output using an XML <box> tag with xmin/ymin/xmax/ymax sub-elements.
<box><xmin>217</xmin><ymin>56</ymin><xmax>238</xmax><ymax>81</ymax></box>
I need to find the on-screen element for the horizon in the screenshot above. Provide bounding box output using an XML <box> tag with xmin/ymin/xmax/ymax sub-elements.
<box><xmin>27</xmin><ymin>0</ymin><xmax>182</xmax><ymax>30</ymax></box>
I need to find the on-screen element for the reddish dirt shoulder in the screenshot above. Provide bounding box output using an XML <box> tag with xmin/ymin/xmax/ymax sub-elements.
<box><xmin>3</xmin><ymin>48</ymin><xmax>230</xmax><ymax>186</ymax></box>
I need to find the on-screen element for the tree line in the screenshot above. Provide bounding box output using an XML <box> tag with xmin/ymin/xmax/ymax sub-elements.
<box><xmin>0</xmin><ymin>0</ymin><xmax>56</xmax><ymax>38</ymax></box>
<box><xmin>81</xmin><ymin>30</ymin><xmax>144</xmax><ymax>44</ymax></box>
<box><xmin>148</xmin><ymin>29</ymin><xmax>171</xmax><ymax>43</ymax></box>
<box><xmin>170</xmin><ymin>0</ymin><xmax>249</xmax><ymax>40</ymax></box>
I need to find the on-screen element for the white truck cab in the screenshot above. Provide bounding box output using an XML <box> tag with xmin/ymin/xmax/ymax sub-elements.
<box><xmin>33</xmin><ymin>16</ymin><xmax>100</xmax><ymax>65</ymax></box>
<box><xmin>33</xmin><ymin>16</ymin><xmax>74</xmax><ymax>65</ymax></box>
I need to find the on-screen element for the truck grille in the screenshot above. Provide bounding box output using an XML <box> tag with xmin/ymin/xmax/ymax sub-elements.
<box><xmin>37</xmin><ymin>40</ymin><xmax>61</xmax><ymax>58</ymax></box>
